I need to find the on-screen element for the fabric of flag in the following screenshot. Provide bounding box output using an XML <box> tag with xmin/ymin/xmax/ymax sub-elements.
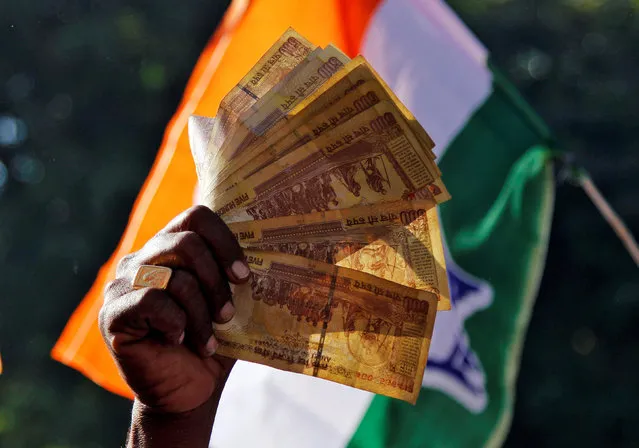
<box><xmin>52</xmin><ymin>1</ymin><xmax>556</xmax><ymax>447</ymax></box>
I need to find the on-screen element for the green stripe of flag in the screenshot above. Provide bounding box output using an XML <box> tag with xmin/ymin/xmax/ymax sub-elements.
<box><xmin>349</xmin><ymin>66</ymin><xmax>556</xmax><ymax>448</ymax></box>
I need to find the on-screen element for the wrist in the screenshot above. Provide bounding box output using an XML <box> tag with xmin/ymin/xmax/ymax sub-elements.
<box><xmin>128</xmin><ymin>392</ymin><xmax>221</xmax><ymax>448</ymax></box>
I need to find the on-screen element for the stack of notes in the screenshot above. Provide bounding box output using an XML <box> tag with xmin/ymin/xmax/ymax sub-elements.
<box><xmin>188</xmin><ymin>28</ymin><xmax>451</xmax><ymax>404</ymax></box>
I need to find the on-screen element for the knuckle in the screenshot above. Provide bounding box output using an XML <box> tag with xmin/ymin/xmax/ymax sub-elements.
<box><xmin>136</xmin><ymin>289</ymin><xmax>176</xmax><ymax>320</ymax></box>
<box><xmin>171</xmin><ymin>307</ymin><xmax>188</xmax><ymax>331</ymax></box>
<box><xmin>184</xmin><ymin>205</ymin><xmax>212</xmax><ymax>225</ymax></box>
<box><xmin>136</xmin><ymin>287</ymin><xmax>161</xmax><ymax>309</ymax></box>
<box><xmin>97</xmin><ymin>306</ymin><xmax>110</xmax><ymax>336</ymax></box>
<box><xmin>103</xmin><ymin>280</ymin><xmax>122</xmax><ymax>301</ymax></box>
<box><xmin>157</xmin><ymin>300</ymin><xmax>187</xmax><ymax>335</ymax></box>
<box><xmin>103</xmin><ymin>277</ymin><xmax>131</xmax><ymax>300</ymax></box>
<box><xmin>116</xmin><ymin>252</ymin><xmax>136</xmax><ymax>276</ymax></box>
<box><xmin>98</xmin><ymin>294</ymin><xmax>124</xmax><ymax>338</ymax></box>
<box><xmin>175</xmin><ymin>231</ymin><xmax>208</xmax><ymax>263</ymax></box>
<box><xmin>175</xmin><ymin>230</ymin><xmax>200</xmax><ymax>250</ymax></box>
<box><xmin>173</xmin><ymin>272</ymin><xmax>201</xmax><ymax>300</ymax></box>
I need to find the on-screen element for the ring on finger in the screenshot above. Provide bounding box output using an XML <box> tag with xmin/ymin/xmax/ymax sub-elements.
<box><xmin>132</xmin><ymin>265</ymin><xmax>173</xmax><ymax>290</ymax></box>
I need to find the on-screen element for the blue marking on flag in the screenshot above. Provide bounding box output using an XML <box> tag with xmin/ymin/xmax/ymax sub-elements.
<box><xmin>422</xmin><ymin>248</ymin><xmax>494</xmax><ymax>412</ymax></box>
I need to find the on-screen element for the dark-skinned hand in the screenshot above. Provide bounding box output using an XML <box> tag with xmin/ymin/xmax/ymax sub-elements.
<box><xmin>98</xmin><ymin>206</ymin><xmax>249</xmax><ymax>447</ymax></box>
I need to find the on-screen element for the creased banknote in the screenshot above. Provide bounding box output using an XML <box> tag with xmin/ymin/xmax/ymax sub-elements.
<box><xmin>217</xmin><ymin>45</ymin><xmax>351</xmax><ymax>162</ymax></box>
<box><xmin>211</xmin><ymin>57</ymin><xmax>438</xmax><ymax>188</ymax></box>
<box><xmin>204</xmin><ymin>46</ymin><xmax>350</xmax><ymax>195</ymax></box>
<box><xmin>227</xmin><ymin>200</ymin><xmax>451</xmax><ymax>310</ymax></box>
<box><xmin>214</xmin><ymin>249</ymin><xmax>438</xmax><ymax>404</ymax></box>
<box><xmin>212</xmin><ymin>79</ymin><xmax>434</xmax><ymax>197</ymax></box>
<box><xmin>209</xmin><ymin>102</ymin><xmax>449</xmax><ymax>221</ymax></box>
<box><xmin>212</xmin><ymin>28</ymin><xmax>315</xmax><ymax>147</ymax></box>
<box><xmin>289</xmin><ymin>56</ymin><xmax>437</xmax><ymax>161</ymax></box>
<box><xmin>202</xmin><ymin>28</ymin><xmax>315</xmax><ymax>186</ymax></box>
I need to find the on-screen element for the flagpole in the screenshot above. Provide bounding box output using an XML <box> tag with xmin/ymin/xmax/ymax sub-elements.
<box><xmin>579</xmin><ymin>173</ymin><xmax>639</xmax><ymax>267</ymax></box>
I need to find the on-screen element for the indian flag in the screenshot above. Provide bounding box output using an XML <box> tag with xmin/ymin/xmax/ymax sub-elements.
<box><xmin>52</xmin><ymin>1</ymin><xmax>555</xmax><ymax>447</ymax></box>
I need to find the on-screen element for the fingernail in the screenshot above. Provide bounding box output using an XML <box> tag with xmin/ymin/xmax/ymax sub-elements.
<box><xmin>219</xmin><ymin>301</ymin><xmax>236</xmax><ymax>322</ymax></box>
<box><xmin>206</xmin><ymin>335</ymin><xmax>218</xmax><ymax>356</ymax></box>
<box><xmin>230</xmin><ymin>260</ymin><xmax>250</xmax><ymax>280</ymax></box>
<box><xmin>178</xmin><ymin>332</ymin><xmax>185</xmax><ymax>344</ymax></box>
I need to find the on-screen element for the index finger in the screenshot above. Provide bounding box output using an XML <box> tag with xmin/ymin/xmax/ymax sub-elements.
<box><xmin>160</xmin><ymin>205</ymin><xmax>250</xmax><ymax>283</ymax></box>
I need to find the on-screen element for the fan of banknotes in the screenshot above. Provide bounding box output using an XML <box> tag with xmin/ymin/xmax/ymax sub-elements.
<box><xmin>188</xmin><ymin>28</ymin><xmax>451</xmax><ymax>404</ymax></box>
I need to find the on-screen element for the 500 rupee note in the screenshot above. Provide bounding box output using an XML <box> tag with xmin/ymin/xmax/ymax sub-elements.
<box><xmin>218</xmin><ymin>45</ymin><xmax>351</xmax><ymax>161</ymax></box>
<box><xmin>212</xmin><ymin>28</ymin><xmax>315</xmax><ymax>149</ymax></box>
<box><xmin>295</xmin><ymin>56</ymin><xmax>437</xmax><ymax>160</ymax></box>
<box><xmin>197</xmin><ymin>29</ymin><xmax>314</xmax><ymax>189</ymax></box>
<box><xmin>215</xmin><ymin>249</ymin><xmax>438</xmax><ymax>403</ymax></box>
<box><xmin>227</xmin><ymin>200</ymin><xmax>451</xmax><ymax>310</ymax></box>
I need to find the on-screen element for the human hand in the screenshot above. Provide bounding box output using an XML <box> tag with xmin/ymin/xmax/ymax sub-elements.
<box><xmin>99</xmin><ymin>205</ymin><xmax>249</xmax><ymax>415</ymax></box>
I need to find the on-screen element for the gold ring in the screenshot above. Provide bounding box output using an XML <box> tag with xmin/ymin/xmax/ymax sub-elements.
<box><xmin>132</xmin><ymin>265</ymin><xmax>173</xmax><ymax>290</ymax></box>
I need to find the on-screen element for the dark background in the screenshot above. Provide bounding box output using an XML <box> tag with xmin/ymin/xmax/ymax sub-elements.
<box><xmin>1</xmin><ymin>0</ymin><xmax>637</xmax><ymax>446</ymax></box>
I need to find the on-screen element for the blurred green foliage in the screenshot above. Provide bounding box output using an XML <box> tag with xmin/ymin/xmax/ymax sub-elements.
<box><xmin>0</xmin><ymin>1</ymin><xmax>230</xmax><ymax>446</ymax></box>
<box><xmin>0</xmin><ymin>0</ymin><xmax>637</xmax><ymax>446</ymax></box>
